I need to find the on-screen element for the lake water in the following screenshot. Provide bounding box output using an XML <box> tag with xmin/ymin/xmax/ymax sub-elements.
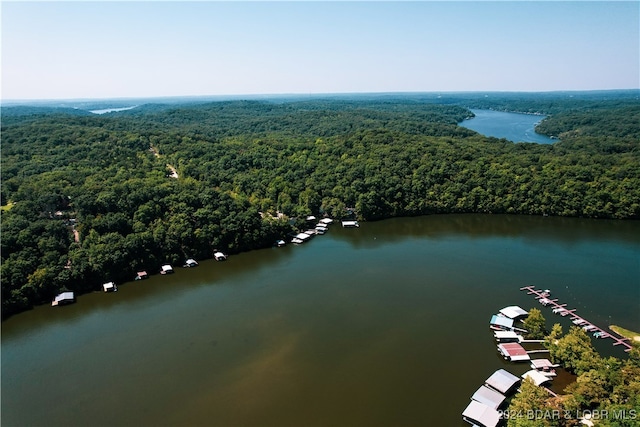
<box><xmin>459</xmin><ymin>109</ymin><xmax>556</xmax><ymax>144</ymax></box>
<box><xmin>2</xmin><ymin>214</ymin><xmax>638</xmax><ymax>426</ymax></box>
<box><xmin>90</xmin><ymin>105</ymin><xmax>138</xmax><ymax>114</ymax></box>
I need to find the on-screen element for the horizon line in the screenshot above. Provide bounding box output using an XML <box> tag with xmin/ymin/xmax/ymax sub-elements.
<box><xmin>2</xmin><ymin>88</ymin><xmax>639</xmax><ymax>104</ymax></box>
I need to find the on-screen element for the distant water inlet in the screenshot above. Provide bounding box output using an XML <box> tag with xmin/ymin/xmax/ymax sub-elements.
<box><xmin>459</xmin><ymin>109</ymin><xmax>556</xmax><ymax>144</ymax></box>
<box><xmin>89</xmin><ymin>105</ymin><xmax>138</xmax><ymax>114</ymax></box>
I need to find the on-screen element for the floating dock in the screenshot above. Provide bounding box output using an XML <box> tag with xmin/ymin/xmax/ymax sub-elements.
<box><xmin>520</xmin><ymin>286</ymin><xmax>632</xmax><ymax>352</ymax></box>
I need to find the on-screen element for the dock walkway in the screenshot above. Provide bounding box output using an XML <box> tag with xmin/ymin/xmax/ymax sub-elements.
<box><xmin>519</xmin><ymin>286</ymin><xmax>632</xmax><ymax>353</ymax></box>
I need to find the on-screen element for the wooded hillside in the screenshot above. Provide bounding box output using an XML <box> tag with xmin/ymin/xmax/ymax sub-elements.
<box><xmin>2</xmin><ymin>95</ymin><xmax>639</xmax><ymax>317</ymax></box>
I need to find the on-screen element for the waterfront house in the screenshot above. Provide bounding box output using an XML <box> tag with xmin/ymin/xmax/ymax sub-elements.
<box><xmin>51</xmin><ymin>292</ymin><xmax>75</xmax><ymax>307</ymax></box>
<box><xmin>102</xmin><ymin>281</ymin><xmax>117</xmax><ymax>292</ymax></box>
<box><xmin>484</xmin><ymin>369</ymin><xmax>520</xmax><ymax>395</ymax></box>
<box><xmin>160</xmin><ymin>264</ymin><xmax>174</xmax><ymax>274</ymax></box>
<box><xmin>462</xmin><ymin>400</ymin><xmax>501</xmax><ymax>427</ymax></box>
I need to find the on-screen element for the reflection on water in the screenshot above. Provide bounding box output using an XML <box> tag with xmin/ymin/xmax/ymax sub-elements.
<box><xmin>2</xmin><ymin>214</ymin><xmax>638</xmax><ymax>426</ymax></box>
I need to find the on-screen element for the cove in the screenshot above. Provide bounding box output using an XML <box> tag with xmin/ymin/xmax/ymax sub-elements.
<box><xmin>459</xmin><ymin>109</ymin><xmax>556</xmax><ymax>144</ymax></box>
<box><xmin>2</xmin><ymin>214</ymin><xmax>638</xmax><ymax>426</ymax></box>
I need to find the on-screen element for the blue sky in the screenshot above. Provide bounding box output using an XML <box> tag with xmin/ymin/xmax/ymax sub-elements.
<box><xmin>2</xmin><ymin>1</ymin><xmax>638</xmax><ymax>100</ymax></box>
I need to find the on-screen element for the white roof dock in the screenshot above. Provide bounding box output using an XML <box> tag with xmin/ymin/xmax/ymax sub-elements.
<box><xmin>522</xmin><ymin>369</ymin><xmax>552</xmax><ymax>386</ymax></box>
<box><xmin>161</xmin><ymin>264</ymin><xmax>173</xmax><ymax>273</ymax></box>
<box><xmin>52</xmin><ymin>292</ymin><xmax>75</xmax><ymax>306</ymax></box>
<box><xmin>485</xmin><ymin>369</ymin><xmax>520</xmax><ymax>395</ymax></box>
<box><xmin>494</xmin><ymin>330</ymin><xmax>521</xmax><ymax>342</ymax></box>
<box><xmin>341</xmin><ymin>220</ymin><xmax>359</xmax><ymax>228</ymax></box>
<box><xmin>490</xmin><ymin>314</ymin><xmax>514</xmax><ymax>330</ymax></box>
<box><xmin>499</xmin><ymin>306</ymin><xmax>529</xmax><ymax>319</ymax></box>
<box><xmin>293</xmin><ymin>232</ymin><xmax>312</xmax><ymax>242</ymax></box>
<box><xmin>102</xmin><ymin>281</ymin><xmax>116</xmax><ymax>292</ymax></box>
<box><xmin>471</xmin><ymin>385</ymin><xmax>506</xmax><ymax>410</ymax></box>
<box><xmin>319</xmin><ymin>218</ymin><xmax>333</xmax><ymax>224</ymax></box>
<box><xmin>214</xmin><ymin>252</ymin><xmax>227</xmax><ymax>260</ymax></box>
<box><xmin>462</xmin><ymin>400</ymin><xmax>501</xmax><ymax>427</ymax></box>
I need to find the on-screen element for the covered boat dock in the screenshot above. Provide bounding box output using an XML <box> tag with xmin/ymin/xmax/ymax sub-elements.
<box><xmin>462</xmin><ymin>400</ymin><xmax>501</xmax><ymax>427</ymax></box>
<box><xmin>497</xmin><ymin>343</ymin><xmax>531</xmax><ymax>362</ymax></box>
<box><xmin>484</xmin><ymin>369</ymin><xmax>520</xmax><ymax>395</ymax></box>
<box><xmin>471</xmin><ymin>385</ymin><xmax>507</xmax><ymax>410</ymax></box>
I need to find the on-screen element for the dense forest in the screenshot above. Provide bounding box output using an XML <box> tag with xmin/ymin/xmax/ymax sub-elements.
<box><xmin>507</xmin><ymin>318</ymin><xmax>640</xmax><ymax>427</ymax></box>
<box><xmin>1</xmin><ymin>92</ymin><xmax>639</xmax><ymax>318</ymax></box>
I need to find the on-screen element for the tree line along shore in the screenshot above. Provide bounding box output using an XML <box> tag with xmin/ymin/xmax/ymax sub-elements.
<box><xmin>1</xmin><ymin>93</ymin><xmax>639</xmax><ymax>318</ymax></box>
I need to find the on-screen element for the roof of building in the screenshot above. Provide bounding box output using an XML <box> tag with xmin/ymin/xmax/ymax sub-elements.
<box><xmin>161</xmin><ymin>264</ymin><xmax>173</xmax><ymax>271</ymax></box>
<box><xmin>54</xmin><ymin>291</ymin><xmax>75</xmax><ymax>301</ymax></box>
<box><xmin>294</xmin><ymin>233</ymin><xmax>312</xmax><ymax>240</ymax></box>
<box><xmin>490</xmin><ymin>314</ymin><xmax>514</xmax><ymax>329</ymax></box>
<box><xmin>471</xmin><ymin>385</ymin><xmax>506</xmax><ymax>410</ymax></box>
<box><xmin>494</xmin><ymin>330</ymin><xmax>521</xmax><ymax>341</ymax></box>
<box><xmin>103</xmin><ymin>281</ymin><xmax>115</xmax><ymax>289</ymax></box>
<box><xmin>522</xmin><ymin>370</ymin><xmax>552</xmax><ymax>386</ymax></box>
<box><xmin>319</xmin><ymin>218</ymin><xmax>334</xmax><ymax>224</ymax></box>
<box><xmin>531</xmin><ymin>359</ymin><xmax>557</xmax><ymax>370</ymax></box>
<box><xmin>137</xmin><ymin>271</ymin><xmax>148</xmax><ymax>276</ymax></box>
<box><xmin>498</xmin><ymin>343</ymin><xmax>531</xmax><ymax>362</ymax></box>
<box><xmin>499</xmin><ymin>305</ymin><xmax>529</xmax><ymax>319</ymax></box>
<box><xmin>485</xmin><ymin>369</ymin><xmax>520</xmax><ymax>394</ymax></box>
<box><xmin>462</xmin><ymin>400</ymin><xmax>501</xmax><ymax>427</ymax></box>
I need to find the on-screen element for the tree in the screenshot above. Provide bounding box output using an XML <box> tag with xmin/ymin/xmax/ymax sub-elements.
<box><xmin>523</xmin><ymin>307</ymin><xmax>547</xmax><ymax>339</ymax></box>
<box><xmin>507</xmin><ymin>377</ymin><xmax>555</xmax><ymax>427</ymax></box>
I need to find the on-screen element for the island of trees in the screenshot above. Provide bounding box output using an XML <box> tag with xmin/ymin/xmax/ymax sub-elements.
<box><xmin>2</xmin><ymin>91</ymin><xmax>639</xmax><ymax>318</ymax></box>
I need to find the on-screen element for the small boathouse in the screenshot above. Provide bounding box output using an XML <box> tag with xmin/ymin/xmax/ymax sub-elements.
<box><xmin>522</xmin><ymin>369</ymin><xmax>552</xmax><ymax>387</ymax></box>
<box><xmin>135</xmin><ymin>271</ymin><xmax>149</xmax><ymax>280</ymax></box>
<box><xmin>484</xmin><ymin>369</ymin><xmax>520</xmax><ymax>395</ymax></box>
<box><xmin>51</xmin><ymin>292</ymin><xmax>75</xmax><ymax>307</ymax></box>
<box><xmin>499</xmin><ymin>305</ymin><xmax>528</xmax><ymax>320</ymax></box>
<box><xmin>102</xmin><ymin>282</ymin><xmax>117</xmax><ymax>292</ymax></box>
<box><xmin>341</xmin><ymin>220</ymin><xmax>359</xmax><ymax>228</ymax></box>
<box><xmin>493</xmin><ymin>330</ymin><xmax>521</xmax><ymax>343</ymax></box>
<box><xmin>497</xmin><ymin>342</ymin><xmax>531</xmax><ymax>362</ymax></box>
<box><xmin>462</xmin><ymin>400</ymin><xmax>501</xmax><ymax>427</ymax></box>
<box><xmin>489</xmin><ymin>314</ymin><xmax>514</xmax><ymax>331</ymax></box>
<box><xmin>470</xmin><ymin>385</ymin><xmax>507</xmax><ymax>410</ymax></box>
